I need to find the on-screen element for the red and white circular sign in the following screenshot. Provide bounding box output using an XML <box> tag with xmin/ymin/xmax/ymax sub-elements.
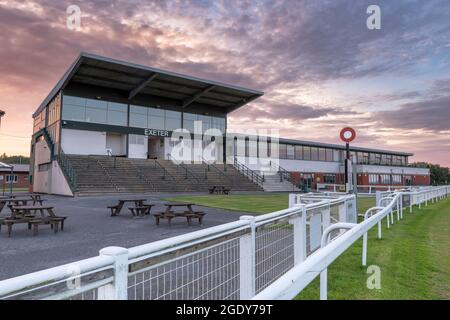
<box><xmin>340</xmin><ymin>127</ymin><xmax>356</xmax><ymax>143</ymax></box>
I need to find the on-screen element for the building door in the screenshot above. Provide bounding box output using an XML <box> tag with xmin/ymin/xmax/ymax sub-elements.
<box><xmin>302</xmin><ymin>174</ymin><xmax>313</xmax><ymax>192</ymax></box>
<box><xmin>106</xmin><ymin>133</ymin><xmax>126</xmax><ymax>156</ymax></box>
<box><xmin>148</xmin><ymin>137</ymin><xmax>165</xmax><ymax>159</ymax></box>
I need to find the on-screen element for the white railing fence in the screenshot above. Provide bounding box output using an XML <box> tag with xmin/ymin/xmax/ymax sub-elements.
<box><xmin>253</xmin><ymin>185</ymin><xmax>450</xmax><ymax>300</ymax></box>
<box><xmin>317</xmin><ymin>183</ymin><xmax>420</xmax><ymax>194</ymax></box>
<box><xmin>0</xmin><ymin>193</ymin><xmax>357</xmax><ymax>300</ymax></box>
<box><xmin>0</xmin><ymin>186</ymin><xmax>448</xmax><ymax>300</ymax></box>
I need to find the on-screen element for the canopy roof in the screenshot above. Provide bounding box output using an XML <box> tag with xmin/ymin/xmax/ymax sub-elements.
<box><xmin>33</xmin><ymin>52</ymin><xmax>264</xmax><ymax>117</ymax></box>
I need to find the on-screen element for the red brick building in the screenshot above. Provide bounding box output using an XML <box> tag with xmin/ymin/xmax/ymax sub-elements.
<box><xmin>0</xmin><ymin>164</ymin><xmax>30</xmax><ymax>192</ymax></box>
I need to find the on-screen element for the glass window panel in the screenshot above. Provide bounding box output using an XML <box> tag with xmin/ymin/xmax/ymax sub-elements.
<box><xmin>303</xmin><ymin>146</ymin><xmax>311</xmax><ymax>160</ymax></box>
<box><xmin>295</xmin><ymin>146</ymin><xmax>303</xmax><ymax>160</ymax></box>
<box><xmin>130</xmin><ymin>105</ymin><xmax>148</xmax><ymax>115</ymax></box>
<box><xmin>279</xmin><ymin>144</ymin><xmax>287</xmax><ymax>159</ymax></box>
<box><xmin>108</xmin><ymin>111</ymin><xmax>127</xmax><ymax>126</ymax></box>
<box><xmin>165</xmin><ymin>110</ymin><xmax>181</xmax><ymax>119</ymax></box>
<box><xmin>129</xmin><ymin>113</ymin><xmax>147</xmax><ymax>128</ymax></box>
<box><xmin>85</xmin><ymin>107</ymin><xmax>107</xmax><ymax>124</ymax></box>
<box><xmin>63</xmin><ymin>96</ymin><xmax>85</xmax><ymax>106</ymax></box>
<box><xmin>325</xmin><ymin>149</ymin><xmax>333</xmax><ymax>161</ymax></box>
<box><xmin>318</xmin><ymin>148</ymin><xmax>326</xmax><ymax>161</ymax></box>
<box><xmin>183</xmin><ymin>119</ymin><xmax>195</xmax><ymax>132</ymax></box>
<box><xmin>148</xmin><ymin>115</ymin><xmax>164</xmax><ymax>130</ymax></box>
<box><xmin>86</xmin><ymin>99</ymin><xmax>107</xmax><ymax>110</ymax></box>
<box><xmin>198</xmin><ymin>115</ymin><xmax>211</xmax><ymax>132</ymax></box>
<box><xmin>311</xmin><ymin>147</ymin><xmax>318</xmax><ymax>161</ymax></box>
<box><xmin>62</xmin><ymin>105</ymin><xmax>85</xmax><ymax>121</ymax></box>
<box><xmin>333</xmin><ymin>149</ymin><xmax>340</xmax><ymax>162</ymax></box>
<box><xmin>108</xmin><ymin>102</ymin><xmax>127</xmax><ymax>112</ymax></box>
<box><xmin>165</xmin><ymin>117</ymin><xmax>181</xmax><ymax>131</ymax></box>
<box><xmin>148</xmin><ymin>107</ymin><xmax>165</xmax><ymax>117</ymax></box>
<box><xmin>287</xmin><ymin>145</ymin><xmax>295</xmax><ymax>159</ymax></box>
<box><xmin>183</xmin><ymin>112</ymin><xmax>198</xmax><ymax>120</ymax></box>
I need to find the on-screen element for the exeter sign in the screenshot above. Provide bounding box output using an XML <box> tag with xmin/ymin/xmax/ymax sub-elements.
<box><xmin>144</xmin><ymin>128</ymin><xmax>170</xmax><ymax>137</ymax></box>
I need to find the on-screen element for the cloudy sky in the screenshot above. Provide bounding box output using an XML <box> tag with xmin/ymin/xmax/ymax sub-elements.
<box><xmin>0</xmin><ymin>0</ymin><xmax>449</xmax><ymax>166</ymax></box>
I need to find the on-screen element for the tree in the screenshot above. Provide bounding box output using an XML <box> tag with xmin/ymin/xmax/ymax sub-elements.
<box><xmin>0</xmin><ymin>154</ymin><xmax>30</xmax><ymax>164</ymax></box>
<box><xmin>410</xmin><ymin>162</ymin><xmax>450</xmax><ymax>185</ymax></box>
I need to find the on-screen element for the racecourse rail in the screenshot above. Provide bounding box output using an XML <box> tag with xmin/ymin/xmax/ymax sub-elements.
<box><xmin>0</xmin><ymin>186</ymin><xmax>448</xmax><ymax>300</ymax></box>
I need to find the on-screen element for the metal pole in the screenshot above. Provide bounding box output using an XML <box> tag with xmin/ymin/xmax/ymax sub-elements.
<box><xmin>345</xmin><ymin>142</ymin><xmax>350</xmax><ymax>193</ymax></box>
<box><xmin>9</xmin><ymin>166</ymin><xmax>13</xmax><ymax>197</ymax></box>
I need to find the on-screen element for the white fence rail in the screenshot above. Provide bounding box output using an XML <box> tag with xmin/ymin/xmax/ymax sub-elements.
<box><xmin>316</xmin><ymin>183</ymin><xmax>419</xmax><ymax>194</ymax></box>
<box><xmin>253</xmin><ymin>185</ymin><xmax>450</xmax><ymax>300</ymax></box>
<box><xmin>0</xmin><ymin>186</ymin><xmax>448</xmax><ymax>300</ymax></box>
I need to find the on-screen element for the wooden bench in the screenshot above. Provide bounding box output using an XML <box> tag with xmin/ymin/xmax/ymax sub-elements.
<box><xmin>153</xmin><ymin>213</ymin><xmax>176</xmax><ymax>225</ymax></box>
<box><xmin>128</xmin><ymin>205</ymin><xmax>154</xmax><ymax>217</ymax></box>
<box><xmin>209</xmin><ymin>186</ymin><xmax>231</xmax><ymax>195</ymax></box>
<box><xmin>208</xmin><ymin>186</ymin><xmax>216</xmax><ymax>194</ymax></box>
<box><xmin>28</xmin><ymin>218</ymin><xmax>61</xmax><ymax>236</ymax></box>
<box><xmin>185</xmin><ymin>211</ymin><xmax>206</xmax><ymax>225</ymax></box>
<box><xmin>108</xmin><ymin>204</ymin><xmax>123</xmax><ymax>216</ymax></box>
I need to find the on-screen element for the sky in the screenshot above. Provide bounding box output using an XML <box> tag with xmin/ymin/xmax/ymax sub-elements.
<box><xmin>0</xmin><ymin>0</ymin><xmax>449</xmax><ymax>166</ymax></box>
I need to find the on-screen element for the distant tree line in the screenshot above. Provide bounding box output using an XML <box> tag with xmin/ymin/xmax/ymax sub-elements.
<box><xmin>0</xmin><ymin>153</ymin><xmax>30</xmax><ymax>164</ymax></box>
<box><xmin>410</xmin><ymin>162</ymin><xmax>450</xmax><ymax>185</ymax></box>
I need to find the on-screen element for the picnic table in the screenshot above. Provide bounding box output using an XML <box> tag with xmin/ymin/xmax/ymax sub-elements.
<box><xmin>153</xmin><ymin>203</ymin><xmax>205</xmax><ymax>226</ymax></box>
<box><xmin>0</xmin><ymin>205</ymin><xmax>66</xmax><ymax>237</ymax></box>
<box><xmin>0</xmin><ymin>197</ymin><xmax>44</xmax><ymax>213</ymax></box>
<box><xmin>208</xmin><ymin>186</ymin><xmax>231</xmax><ymax>195</ymax></box>
<box><xmin>108</xmin><ymin>199</ymin><xmax>148</xmax><ymax>216</ymax></box>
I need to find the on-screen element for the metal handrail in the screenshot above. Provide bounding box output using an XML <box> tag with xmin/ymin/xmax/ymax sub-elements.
<box><xmin>96</xmin><ymin>158</ymin><xmax>120</xmax><ymax>191</ymax></box>
<box><xmin>127</xmin><ymin>159</ymin><xmax>157</xmax><ymax>191</ymax></box>
<box><xmin>153</xmin><ymin>159</ymin><xmax>176</xmax><ymax>182</ymax></box>
<box><xmin>56</xmin><ymin>150</ymin><xmax>77</xmax><ymax>191</ymax></box>
<box><xmin>202</xmin><ymin>157</ymin><xmax>234</xmax><ymax>186</ymax></box>
<box><xmin>166</xmin><ymin>154</ymin><xmax>201</xmax><ymax>182</ymax></box>
<box><xmin>233</xmin><ymin>157</ymin><xmax>264</xmax><ymax>186</ymax></box>
<box><xmin>269</xmin><ymin>160</ymin><xmax>293</xmax><ymax>183</ymax></box>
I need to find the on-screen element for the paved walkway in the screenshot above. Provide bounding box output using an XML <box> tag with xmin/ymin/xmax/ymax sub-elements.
<box><xmin>0</xmin><ymin>193</ymin><xmax>254</xmax><ymax>280</ymax></box>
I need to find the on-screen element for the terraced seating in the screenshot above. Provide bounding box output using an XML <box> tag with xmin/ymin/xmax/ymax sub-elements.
<box><xmin>64</xmin><ymin>155</ymin><xmax>263</xmax><ymax>195</ymax></box>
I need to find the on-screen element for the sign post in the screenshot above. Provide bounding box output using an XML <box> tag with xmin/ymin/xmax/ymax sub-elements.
<box><xmin>340</xmin><ymin>127</ymin><xmax>356</xmax><ymax>193</ymax></box>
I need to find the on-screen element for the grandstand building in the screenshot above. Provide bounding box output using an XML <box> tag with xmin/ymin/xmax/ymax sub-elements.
<box><xmin>30</xmin><ymin>53</ymin><xmax>429</xmax><ymax>196</ymax></box>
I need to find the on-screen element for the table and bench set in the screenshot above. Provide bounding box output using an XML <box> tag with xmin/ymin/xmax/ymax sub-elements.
<box><xmin>0</xmin><ymin>195</ymin><xmax>67</xmax><ymax>237</ymax></box>
<box><xmin>108</xmin><ymin>199</ymin><xmax>206</xmax><ymax>226</ymax></box>
<box><xmin>208</xmin><ymin>186</ymin><xmax>231</xmax><ymax>195</ymax></box>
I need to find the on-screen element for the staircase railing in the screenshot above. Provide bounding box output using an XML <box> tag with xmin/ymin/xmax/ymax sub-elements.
<box><xmin>202</xmin><ymin>157</ymin><xmax>234</xmax><ymax>186</ymax></box>
<box><xmin>153</xmin><ymin>160</ymin><xmax>176</xmax><ymax>182</ymax></box>
<box><xmin>127</xmin><ymin>160</ymin><xmax>157</xmax><ymax>191</ymax></box>
<box><xmin>166</xmin><ymin>154</ymin><xmax>201</xmax><ymax>182</ymax></box>
<box><xmin>96</xmin><ymin>158</ymin><xmax>120</xmax><ymax>192</ymax></box>
<box><xmin>269</xmin><ymin>161</ymin><xmax>293</xmax><ymax>183</ymax></box>
<box><xmin>233</xmin><ymin>157</ymin><xmax>265</xmax><ymax>187</ymax></box>
<box><xmin>56</xmin><ymin>150</ymin><xmax>77</xmax><ymax>192</ymax></box>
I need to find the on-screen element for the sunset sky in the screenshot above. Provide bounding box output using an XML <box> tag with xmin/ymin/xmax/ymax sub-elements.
<box><xmin>0</xmin><ymin>0</ymin><xmax>449</xmax><ymax>166</ymax></box>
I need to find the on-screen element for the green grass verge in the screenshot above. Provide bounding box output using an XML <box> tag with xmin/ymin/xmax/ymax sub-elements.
<box><xmin>296</xmin><ymin>197</ymin><xmax>450</xmax><ymax>299</ymax></box>
<box><xmin>162</xmin><ymin>194</ymin><xmax>375</xmax><ymax>215</ymax></box>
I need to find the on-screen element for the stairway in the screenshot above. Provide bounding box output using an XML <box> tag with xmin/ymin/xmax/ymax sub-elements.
<box><xmin>63</xmin><ymin>155</ymin><xmax>263</xmax><ymax>195</ymax></box>
<box><xmin>260</xmin><ymin>172</ymin><xmax>301</xmax><ymax>192</ymax></box>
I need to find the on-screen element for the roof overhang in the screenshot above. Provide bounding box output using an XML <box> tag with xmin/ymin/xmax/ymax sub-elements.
<box><xmin>0</xmin><ymin>162</ymin><xmax>13</xmax><ymax>169</ymax></box>
<box><xmin>33</xmin><ymin>52</ymin><xmax>263</xmax><ymax>117</ymax></box>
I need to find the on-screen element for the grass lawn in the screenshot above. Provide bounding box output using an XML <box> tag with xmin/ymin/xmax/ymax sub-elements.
<box><xmin>163</xmin><ymin>193</ymin><xmax>375</xmax><ymax>214</ymax></box>
<box><xmin>296</xmin><ymin>196</ymin><xmax>450</xmax><ymax>299</ymax></box>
